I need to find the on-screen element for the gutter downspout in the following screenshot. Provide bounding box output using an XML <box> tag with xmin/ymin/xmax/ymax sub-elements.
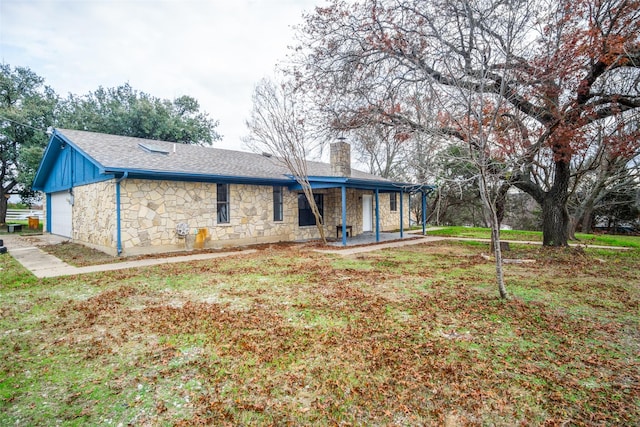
<box><xmin>115</xmin><ymin>172</ymin><xmax>128</xmax><ymax>256</ymax></box>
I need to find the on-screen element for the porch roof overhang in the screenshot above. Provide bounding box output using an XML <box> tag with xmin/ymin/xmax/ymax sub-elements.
<box><xmin>289</xmin><ymin>175</ymin><xmax>436</xmax><ymax>193</ymax></box>
<box><xmin>101</xmin><ymin>171</ymin><xmax>435</xmax><ymax>193</ymax></box>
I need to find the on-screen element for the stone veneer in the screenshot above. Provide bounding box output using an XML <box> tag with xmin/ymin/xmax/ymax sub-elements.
<box><xmin>72</xmin><ymin>181</ymin><xmax>117</xmax><ymax>254</ymax></box>
<box><xmin>118</xmin><ymin>179</ymin><xmax>334</xmax><ymax>256</ymax></box>
<box><xmin>330</xmin><ymin>141</ymin><xmax>351</xmax><ymax>177</ymax></box>
<box><xmin>66</xmin><ymin>178</ymin><xmax>411</xmax><ymax>256</ymax></box>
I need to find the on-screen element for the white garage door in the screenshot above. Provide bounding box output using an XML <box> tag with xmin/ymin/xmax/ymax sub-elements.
<box><xmin>50</xmin><ymin>191</ymin><xmax>73</xmax><ymax>238</ymax></box>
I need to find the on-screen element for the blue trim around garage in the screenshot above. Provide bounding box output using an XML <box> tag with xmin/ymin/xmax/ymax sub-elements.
<box><xmin>46</xmin><ymin>193</ymin><xmax>52</xmax><ymax>233</ymax></box>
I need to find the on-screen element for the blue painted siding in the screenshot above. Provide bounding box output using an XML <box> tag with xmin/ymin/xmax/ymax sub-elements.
<box><xmin>42</xmin><ymin>145</ymin><xmax>111</xmax><ymax>193</ymax></box>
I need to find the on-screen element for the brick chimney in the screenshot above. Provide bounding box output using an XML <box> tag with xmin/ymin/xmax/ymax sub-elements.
<box><xmin>330</xmin><ymin>138</ymin><xmax>351</xmax><ymax>177</ymax></box>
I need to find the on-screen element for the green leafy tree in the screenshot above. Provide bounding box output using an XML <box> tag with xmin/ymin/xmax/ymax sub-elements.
<box><xmin>57</xmin><ymin>83</ymin><xmax>222</xmax><ymax>145</ymax></box>
<box><xmin>0</xmin><ymin>64</ymin><xmax>57</xmax><ymax>224</ymax></box>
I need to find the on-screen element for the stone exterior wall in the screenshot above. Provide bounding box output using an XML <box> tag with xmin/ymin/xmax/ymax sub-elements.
<box><xmin>64</xmin><ymin>178</ymin><xmax>412</xmax><ymax>256</ymax></box>
<box><xmin>118</xmin><ymin>180</ymin><xmax>331</xmax><ymax>255</ymax></box>
<box><xmin>72</xmin><ymin>181</ymin><xmax>117</xmax><ymax>254</ymax></box>
<box><xmin>379</xmin><ymin>192</ymin><xmax>411</xmax><ymax>231</ymax></box>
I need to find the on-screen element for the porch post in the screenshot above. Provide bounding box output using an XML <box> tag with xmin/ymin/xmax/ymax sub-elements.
<box><xmin>341</xmin><ymin>185</ymin><xmax>347</xmax><ymax>246</ymax></box>
<box><xmin>409</xmin><ymin>192</ymin><xmax>411</xmax><ymax>228</ymax></box>
<box><xmin>422</xmin><ymin>190</ymin><xmax>427</xmax><ymax>235</ymax></box>
<box><xmin>375</xmin><ymin>188</ymin><xmax>380</xmax><ymax>242</ymax></box>
<box><xmin>400</xmin><ymin>189</ymin><xmax>404</xmax><ymax>238</ymax></box>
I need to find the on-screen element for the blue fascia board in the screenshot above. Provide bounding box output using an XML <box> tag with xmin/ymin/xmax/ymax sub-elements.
<box><xmin>42</xmin><ymin>173</ymin><xmax>115</xmax><ymax>194</ymax></box>
<box><xmin>73</xmin><ymin>174</ymin><xmax>114</xmax><ymax>188</ymax></box>
<box><xmin>306</xmin><ymin>175</ymin><xmax>349</xmax><ymax>183</ymax></box>
<box><xmin>295</xmin><ymin>183</ymin><xmax>343</xmax><ymax>190</ymax></box>
<box><xmin>289</xmin><ymin>176</ymin><xmax>436</xmax><ymax>193</ymax></box>
<box><xmin>105</xmin><ymin>168</ymin><xmax>294</xmax><ymax>187</ymax></box>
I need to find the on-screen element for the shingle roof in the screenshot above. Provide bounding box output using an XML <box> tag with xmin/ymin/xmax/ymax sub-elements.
<box><xmin>56</xmin><ymin>129</ymin><xmax>387</xmax><ymax>182</ymax></box>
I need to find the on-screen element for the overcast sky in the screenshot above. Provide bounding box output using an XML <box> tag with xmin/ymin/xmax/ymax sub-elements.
<box><xmin>0</xmin><ymin>0</ymin><xmax>324</xmax><ymax>151</ymax></box>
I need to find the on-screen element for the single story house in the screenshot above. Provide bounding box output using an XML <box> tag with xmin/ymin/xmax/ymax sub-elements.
<box><xmin>33</xmin><ymin>129</ymin><xmax>433</xmax><ymax>256</ymax></box>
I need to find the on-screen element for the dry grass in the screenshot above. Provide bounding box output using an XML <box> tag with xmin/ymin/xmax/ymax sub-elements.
<box><xmin>1</xmin><ymin>240</ymin><xmax>638</xmax><ymax>425</ymax></box>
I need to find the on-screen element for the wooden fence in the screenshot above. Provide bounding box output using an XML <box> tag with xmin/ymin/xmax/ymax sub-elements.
<box><xmin>5</xmin><ymin>209</ymin><xmax>45</xmax><ymax>221</ymax></box>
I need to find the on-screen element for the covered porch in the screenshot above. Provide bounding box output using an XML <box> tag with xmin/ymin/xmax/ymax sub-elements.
<box><xmin>291</xmin><ymin>176</ymin><xmax>435</xmax><ymax>246</ymax></box>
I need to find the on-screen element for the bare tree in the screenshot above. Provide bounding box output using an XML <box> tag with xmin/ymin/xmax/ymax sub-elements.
<box><xmin>245</xmin><ymin>77</ymin><xmax>327</xmax><ymax>244</ymax></box>
<box><xmin>291</xmin><ymin>0</ymin><xmax>640</xmax><ymax>247</ymax></box>
<box><xmin>351</xmin><ymin>124</ymin><xmax>404</xmax><ymax>178</ymax></box>
<box><xmin>568</xmin><ymin>120</ymin><xmax>640</xmax><ymax>235</ymax></box>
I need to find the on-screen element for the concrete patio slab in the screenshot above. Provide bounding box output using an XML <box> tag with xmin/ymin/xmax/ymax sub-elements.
<box><xmin>316</xmin><ymin>235</ymin><xmax>448</xmax><ymax>256</ymax></box>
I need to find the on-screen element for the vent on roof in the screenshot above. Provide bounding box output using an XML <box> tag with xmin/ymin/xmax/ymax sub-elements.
<box><xmin>139</xmin><ymin>143</ymin><xmax>170</xmax><ymax>154</ymax></box>
<box><xmin>262</xmin><ymin>152</ymin><xmax>273</xmax><ymax>158</ymax></box>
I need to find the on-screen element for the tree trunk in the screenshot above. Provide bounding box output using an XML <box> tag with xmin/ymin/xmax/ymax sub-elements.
<box><xmin>540</xmin><ymin>160</ymin><xmax>571</xmax><ymax>247</ymax></box>
<box><xmin>0</xmin><ymin>193</ymin><xmax>7</xmax><ymax>225</ymax></box>
<box><xmin>541</xmin><ymin>195</ymin><xmax>570</xmax><ymax>246</ymax></box>
<box><xmin>581</xmin><ymin>205</ymin><xmax>594</xmax><ymax>234</ymax></box>
<box><xmin>568</xmin><ymin>215</ymin><xmax>579</xmax><ymax>241</ymax></box>
<box><xmin>491</xmin><ymin>226</ymin><xmax>508</xmax><ymax>299</ymax></box>
<box><xmin>0</xmin><ymin>178</ymin><xmax>18</xmax><ymax>225</ymax></box>
<box><xmin>495</xmin><ymin>182</ymin><xmax>510</xmax><ymax>228</ymax></box>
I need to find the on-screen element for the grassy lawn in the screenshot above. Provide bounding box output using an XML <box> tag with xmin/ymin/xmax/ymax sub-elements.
<box><xmin>1</xmin><ymin>241</ymin><xmax>638</xmax><ymax>425</ymax></box>
<box><xmin>1</xmin><ymin>220</ymin><xmax>44</xmax><ymax>236</ymax></box>
<box><xmin>427</xmin><ymin>226</ymin><xmax>640</xmax><ymax>248</ymax></box>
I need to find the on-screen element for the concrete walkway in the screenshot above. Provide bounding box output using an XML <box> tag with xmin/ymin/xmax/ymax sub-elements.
<box><xmin>8</xmin><ymin>246</ymin><xmax>258</xmax><ymax>278</ymax></box>
<box><xmin>2</xmin><ymin>234</ymin><xmax>257</xmax><ymax>278</ymax></box>
<box><xmin>8</xmin><ymin>246</ymin><xmax>77</xmax><ymax>278</ymax></box>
